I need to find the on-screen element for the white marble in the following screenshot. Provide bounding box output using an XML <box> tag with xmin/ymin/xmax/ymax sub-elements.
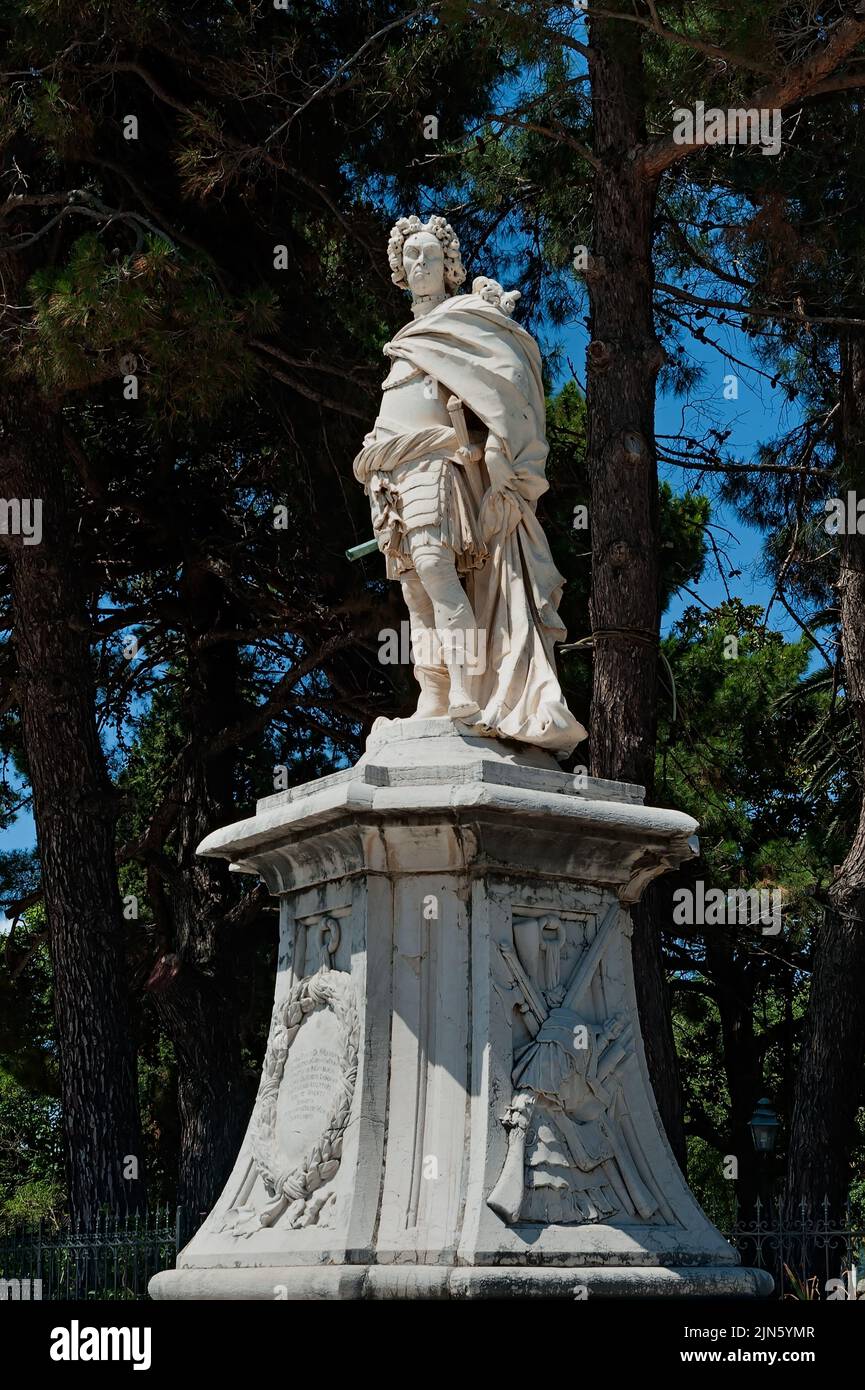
<box><xmin>150</xmin><ymin>722</ymin><xmax>772</xmax><ymax>1300</ymax></box>
<box><xmin>352</xmin><ymin>214</ymin><xmax>585</xmax><ymax>754</ymax></box>
<box><xmin>150</xmin><ymin>215</ymin><xmax>771</xmax><ymax>1301</ymax></box>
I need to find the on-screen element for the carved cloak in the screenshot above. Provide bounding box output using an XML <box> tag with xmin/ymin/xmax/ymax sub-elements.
<box><xmin>383</xmin><ymin>293</ymin><xmax>587</xmax><ymax>757</ymax></box>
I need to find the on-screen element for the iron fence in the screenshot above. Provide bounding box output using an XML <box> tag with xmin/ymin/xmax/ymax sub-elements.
<box><xmin>0</xmin><ymin>1205</ymin><xmax>180</xmax><ymax>1300</ymax></box>
<box><xmin>1</xmin><ymin>1197</ymin><xmax>863</xmax><ymax>1300</ymax></box>
<box><xmin>718</xmin><ymin>1197</ymin><xmax>865</xmax><ymax>1299</ymax></box>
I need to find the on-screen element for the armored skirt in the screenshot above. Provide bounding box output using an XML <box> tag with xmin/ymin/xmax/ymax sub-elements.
<box><xmin>353</xmin><ymin>420</ymin><xmax>487</xmax><ymax>581</ymax></box>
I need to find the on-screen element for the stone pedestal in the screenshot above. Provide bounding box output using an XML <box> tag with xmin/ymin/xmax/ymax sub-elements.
<box><xmin>150</xmin><ymin>720</ymin><xmax>772</xmax><ymax>1299</ymax></box>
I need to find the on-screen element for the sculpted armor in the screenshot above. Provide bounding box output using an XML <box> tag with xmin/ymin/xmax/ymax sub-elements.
<box><xmin>353</xmin><ymin>212</ymin><xmax>585</xmax><ymax>753</ymax></box>
<box><xmin>355</xmin><ymin>371</ymin><xmax>487</xmax><ymax>579</ymax></box>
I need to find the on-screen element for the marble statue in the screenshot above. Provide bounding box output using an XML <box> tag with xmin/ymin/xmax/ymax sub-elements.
<box><xmin>150</xmin><ymin>215</ymin><xmax>772</xmax><ymax>1301</ymax></box>
<box><xmin>353</xmin><ymin>213</ymin><xmax>586</xmax><ymax>756</ymax></box>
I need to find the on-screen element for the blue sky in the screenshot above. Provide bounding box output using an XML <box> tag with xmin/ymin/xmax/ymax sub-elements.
<box><xmin>656</xmin><ymin>342</ymin><xmax>801</xmax><ymax>637</ymax></box>
<box><xmin>553</xmin><ymin>312</ymin><xmax>806</xmax><ymax>638</ymax></box>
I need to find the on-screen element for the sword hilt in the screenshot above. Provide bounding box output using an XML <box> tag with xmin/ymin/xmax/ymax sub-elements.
<box><xmin>345</xmin><ymin>538</ymin><xmax>380</xmax><ymax>561</ymax></box>
<box><xmin>447</xmin><ymin>395</ymin><xmax>483</xmax><ymax>463</ymax></box>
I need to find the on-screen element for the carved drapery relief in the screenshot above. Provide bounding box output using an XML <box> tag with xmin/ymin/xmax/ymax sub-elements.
<box><xmin>224</xmin><ymin>914</ymin><xmax>358</xmax><ymax>1235</ymax></box>
<box><xmin>488</xmin><ymin>902</ymin><xmax>661</xmax><ymax>1227</ymax></box>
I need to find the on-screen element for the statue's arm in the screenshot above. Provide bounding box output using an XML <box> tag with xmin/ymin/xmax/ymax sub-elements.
<box><xmin>484</xmin><ymin>432</ymin><xmax>514</xmax><ymax>496</ymax></box>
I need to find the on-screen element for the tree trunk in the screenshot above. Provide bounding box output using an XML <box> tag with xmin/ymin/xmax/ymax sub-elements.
<box><xmin>0</xmin><ymin>390</ymin><xmax>146</xmax><ymax>1224</ymax></box>
<box><xmin>705</xmin><ymin>935</ymin><xmax>764</xmax><ymax>1223</ymax></box>
<box><xmin>587</xmin><ymin>13</ymin><xmax>684</xmax><ymax>1161</ymax></box>
<box><xmin>147</xmin><ymin>564</ymin><xmax>253</xmax><ymax>1223</ymax></box>
<box><xmin>783</xmin><ymin>334</ymin><xmax>865</xmax><ymax>1263</ymax></box>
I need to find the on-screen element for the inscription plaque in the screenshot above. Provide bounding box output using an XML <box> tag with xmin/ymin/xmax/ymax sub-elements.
<box><xmin>276</xmin><ymin>1005</ymin><xmax>344</xmax><ymax>1173</ymax></box>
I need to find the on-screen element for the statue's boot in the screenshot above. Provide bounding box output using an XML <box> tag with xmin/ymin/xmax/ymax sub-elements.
<box><xmin>445</xmin><ymin>657</ymin><xmax>480</xmax><ymax>720</ymax></box>
<box><xmin>412</xmin><ymin>655</ymin><xmax>478</xmax><ymax>721</ymax></box>
<box><xmin>413</xmin><ymin>663</ymin><xmax>451</xmax><ymax>718</ymax></box>
<box><xmin>438</xmin><ymin>598</ymin><xmax>481</xmax><ymax>720</ymax></box>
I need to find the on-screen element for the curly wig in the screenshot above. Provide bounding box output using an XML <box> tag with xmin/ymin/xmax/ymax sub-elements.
<box><xmin>387</xmin><ymin>214</ymin><xmax>466</xmax><ymax>295</ymax></box>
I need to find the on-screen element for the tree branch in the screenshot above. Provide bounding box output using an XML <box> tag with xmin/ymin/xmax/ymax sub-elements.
<box><xmin>809</xmin><ymin>72</ymin><xmax>865</xmax><ymax>95</ymax></box>
<box><xmin>488</xmin><ymin>112</ymin><xmax>600</xmax><ymax>170</ymax></box>
<box><xmin>641</xmin><ymin>5</ymin><xmax>865</xmax><ymax>178</ymax></box>
<box><xmin>656</xmin><ymin>280</ymin><xmax>865</xmax><ymax>330</ymax></box>
<box><xmin>84</xmin><ymin>60</ymin><xmax>388</xmax><ymax>281</ymax></box>
<box><xmin>585</xmin><ymin>3</ymin><xmax>773</xmax><ymax>75</ymax></box>
<box><xmin>211</xmin><ymin>633</ymin><xmax>360</xmax><ymax>754</ymax></box>
<box><xmin>250</xmin><ymin>338</ymin><xmax>377</xmax><ymax>393</ymax></box>
<box><xmin>266</xmin><ymin>4</ymin><xmax>442</xmax><ymax>142</ymax></box>
<box><xmin>253</xmin><ymin>351</ymin><xmax>368</xmax><ymax>419</ymax></box>
<box><xmin>657</xmin><ymin>452</ymin><xmax>829</xmax><ymax>479</ymax></box>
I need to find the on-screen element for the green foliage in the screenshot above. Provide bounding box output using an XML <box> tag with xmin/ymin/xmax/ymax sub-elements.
<box><xmin>0</xmin><ymin>1067</ymin><xmax>64</xmax><ymax>1226</ymax></box>
<box><xmin>0</xmin><ymin>1171</ymin><xmax>65</xmax><ymax>1228</ymax></box>
<box><xmin>686</xmin><ymin>1135</ymin><xmax>737</xmax><ymax>1227</ymax></box>
<box><xmin>546</xmin><ymin>382</ymin><xmax>708</xmax><ymax>737</ymax></box>
<box><xmin>661</xmin><ymin>601</ymin><xmax>835</xmax><ymax>860</ymax></box>
<box><xmin>659</xmin><ymin>602</ymin><xmax>840</xmax><ymax>1204</ymax></box>
<box><xmin>0</xmin><ymin>909</ymin><xmax>56</xmax><ymax>1091</ymax></box>
<box><xmin>13</xmin><ymin>234</ymin><xmax>277</xmax><ymax>421</ymax></box>
<box><xmin>0</xmin><ymin>903</ymin><xmax>64</xmax><ymax>1223</ymax></box>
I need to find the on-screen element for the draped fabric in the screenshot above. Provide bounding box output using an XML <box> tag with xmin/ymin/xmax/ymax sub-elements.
<box><xmin>360</xmin><ymin>292</ymin><xmax>587</xmax><ymax>758</ymax></box>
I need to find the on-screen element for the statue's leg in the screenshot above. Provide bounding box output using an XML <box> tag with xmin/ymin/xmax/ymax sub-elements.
<box><xmin>409</xmin><ymin>536</ymin><xmax>480</xmax><ymax>719</ymax></box>
<box><xmin>399</xmin><ymin>570</ymin><xmax>450</xmax><ymax>718</ymax></box>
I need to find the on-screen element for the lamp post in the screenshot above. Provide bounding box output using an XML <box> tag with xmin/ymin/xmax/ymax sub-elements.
<box><xmin>749</xmin><ymin>1097</ymin><xmax>780</xmax><ymax>1211</ymax></box>
<box><xmin>749</xmin><ymin>1097</ymin><xmax>780</xmax><ymax>1155</ymax></box>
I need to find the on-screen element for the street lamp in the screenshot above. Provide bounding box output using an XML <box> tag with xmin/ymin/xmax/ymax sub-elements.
<box><xmin>749</xmin><ymin>1097</ymin><xmax>780</xmax><ymax>1154</ymax></box>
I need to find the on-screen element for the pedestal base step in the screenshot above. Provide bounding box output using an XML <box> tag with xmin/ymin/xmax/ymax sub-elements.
<box><xmin>150</xmin><ymin>1264</ymin><xmax>773</xmax><ymax>1300</ymax></box>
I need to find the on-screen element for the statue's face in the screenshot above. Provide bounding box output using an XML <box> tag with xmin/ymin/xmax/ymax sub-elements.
<box><xmin>403</xmin><ymin>231</ymin><xmax>445</xmax><ymax>298</ymax></box>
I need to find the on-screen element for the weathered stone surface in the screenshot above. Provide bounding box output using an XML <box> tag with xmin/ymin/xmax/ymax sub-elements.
<box><xmin>151</xmin><ymin>1264</ymin><xmax>773</xmax><ymax>1300</ymax></box>
<box><xmin>150</xmin><ymin>722</ymin><xmax>770</xmax><ymax>1300</ymax></box>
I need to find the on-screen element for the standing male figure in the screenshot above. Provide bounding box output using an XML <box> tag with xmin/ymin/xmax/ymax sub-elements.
<box><xmin>354</xmin><ymin>214</ymin><xmax>585</xmax><ymax>757</ymax></box>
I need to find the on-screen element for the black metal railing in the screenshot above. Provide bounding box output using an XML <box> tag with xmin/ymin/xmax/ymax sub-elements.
<box><xmin>718</xmin><ymin>1196</ymin><xmax>865</xmax><ymax>1299</ymax></box>
<box><xmin>2</xmin><ymin>1197</ymin><xmax>863</xmax><ymax>1300</ymax></box>
<box><xmin>0</xmin><ymin>1205</ymin><xmax>180</xmax><ymax>1300</ymax></box>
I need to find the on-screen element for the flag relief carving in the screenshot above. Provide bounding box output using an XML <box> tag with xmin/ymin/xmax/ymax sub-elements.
<box><xmin>489</xmin><ymin>904</ymin><xmax>661</xmax><ymax>1227</ymax></box>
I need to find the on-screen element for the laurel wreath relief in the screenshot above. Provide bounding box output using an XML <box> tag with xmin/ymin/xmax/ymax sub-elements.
<box><xmin>250</xmin><ymin>966</ymin><xmax>359</xmax><ymax>1230</ymax></box>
